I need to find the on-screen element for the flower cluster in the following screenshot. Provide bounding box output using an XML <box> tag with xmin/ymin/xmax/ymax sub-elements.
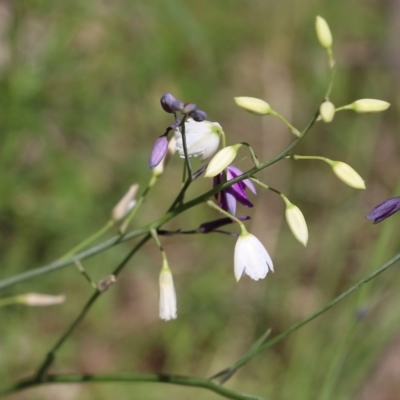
<box><xmin>144</xmin><ymin>16</ymin><xmax>390</xmax><ymax>321</ymax></box>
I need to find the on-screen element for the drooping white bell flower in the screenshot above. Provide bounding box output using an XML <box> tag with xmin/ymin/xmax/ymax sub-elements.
<box><xmin>174</xmin><ymin>118</ymin><xmax>223</xmax><ymax>161</ymax></box>
<box><xmin>234</xmin><ymin>231</ymin><xmax>274</xmax><ymax>281</ymax></box>
<box><xmin>159</xmin><ymin>265</ymin><xmax>177</xmax><ymax>321</ymax></box>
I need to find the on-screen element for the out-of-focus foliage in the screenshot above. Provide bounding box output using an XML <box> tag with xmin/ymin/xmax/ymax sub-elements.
<box><xmin>1</xmin><ymin>0</ymin><xmax>400</xmax><ymax>399</ymax></box>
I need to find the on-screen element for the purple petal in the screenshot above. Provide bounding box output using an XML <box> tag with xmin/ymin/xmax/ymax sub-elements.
<box><xmin>149</xmin><ymin>136</ymin><xmax>168</xmax><ymax>168</ymax></box>
<box><xmin>224</xmin><ymin>190</ymin><xmax>237</xmax><ymax>215</ymax></box>
<box><xmin>366</xmin><ymin>196</ymin><xmax>400</xmax><ymax>224</ymax></box>
<box><xmin>227</xmin><ymin>165</ymin><xmax>256</xmax><ymax>194</ymax></box>
<box><xmin>226</xmin><ymin>183</ymin><xmax>253</xmax><ymax>208</ymax></box>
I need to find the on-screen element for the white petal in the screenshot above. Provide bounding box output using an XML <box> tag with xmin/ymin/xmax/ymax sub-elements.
<box><xmin>159</xmin><ymin>269</ymin><xmax>177</xmax><ymax>321</ymax></box>
<box><xmin>234</xmin><ymin>233</ymin><xmax>273</xmax><ymax>281</ymax></box>
<box><xmin>175</xmin><ymin>119</ymin><xmax>221</xmax><ymax>160</ymax></box>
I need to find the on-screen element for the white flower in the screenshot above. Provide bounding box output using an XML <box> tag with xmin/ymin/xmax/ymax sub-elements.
<box><xmin>234</xmin><ymin>232</ymin><xmax>273</xmax><ymax>281</ymax></box>
<box><xmin>159</xmin><ymin>267</ymin><xmax>177</xmax><ymax>321</ymax></box>
<box><xmin>174</xmin><ymin>118</ymin><xmax>222</xmax><ymax>161</ymax></box>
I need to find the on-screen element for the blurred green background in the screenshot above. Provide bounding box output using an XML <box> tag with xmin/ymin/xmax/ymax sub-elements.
<box><xmin>1</xmin><ymin>0</ymin><xmax>400</xmax><ymax>399</ymax></box>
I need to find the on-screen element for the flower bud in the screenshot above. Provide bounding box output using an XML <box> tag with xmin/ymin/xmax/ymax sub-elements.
<box><xmin>366</xmin><ymin>196</ymin><xmax>400</xmax><ymax>224</ymax></box>
<box><xmin>97</xmin><ymin>275</ymin><xmax>117</xmax><ymax>292</ymax></box>
<box><xmin>171</xmin><ymin>100</ymin><xmax>184</xmax><ymax>112</ymax></box>
<box><xmin>149</xmin><ymin>135</ymin><xmax>169</xmax><ymax>168</ymax></box>
<box><xmin>234</xmin><ymin>97</ymin><xmax>271</xmax><ymax>115</ymax></box>
<box><xmin>330</xmin><ymin>161</ymin><xmax>365</xmax><ymax>189</ymax></box>
<box><xmin>190</xmin><ymin>109</ymin><xmax>207</xmax><ymax>122</ymax></box>
<box><xmin>351</xmin><ymin>99</ymin><xmax>390</xmax><ymax>113</ymax></box>
<box><xmin>23</xmin><ymin>293</ymin><xmax>66</xmax><ymax>306</ymax></box>
<box><xmin>315</xmin><ymin>16</ymin><xmax>332</xmax><ymax>49</ymax></box>
<box><xmin>319</xmin><ymin>101</ymin><xmax>335</xmax><ymax>123</ymax></box>
<box><xmin>152</xmin><ymin>137</ymin><xmax>176</xmax><ymax>177</ymax></box>
<box><xmin>182</xmin><ymin>103</ymin><xmax>197</xmax><ymax>114</ymax></box>
<box><xmin>111</xmin><ymin>184</ymin><xmax>139</xmax><ymax>221</ymax></box>
<box><xmin>284</xmin><ymin>201</ymin><xmax>308</xmax><ymax>246</ymax></box>
<box><xmin>159</xmin><ymin>264</ymin><xmax>177</xmax><ymax>321</ymax></box>
<box><xmin>160</xmin><ymin>93</ymin><xmax>177</xmax><ymax>113</ymax></box>
<box><xmin>204</xmin><ymin>144</ymin><xmax>242</xmax><ymax>178</ymax></box>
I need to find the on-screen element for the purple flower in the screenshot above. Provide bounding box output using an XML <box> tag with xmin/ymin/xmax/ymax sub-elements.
<box><xmin>214</xmin><ymin>165</ymin><xmax>256</xmax><ymax>215</ymax></box>
<box><xmin>149</xmin><ymin>136</ymin><xmax>168</xmax><ymax>168</ymax></box>
<box><xmin>366</xmin><ymin>196</ymin><xmax>400</xmax><ymax>224</ymax></box>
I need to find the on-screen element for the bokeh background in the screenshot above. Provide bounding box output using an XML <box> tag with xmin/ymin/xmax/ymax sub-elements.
<box><xmin>1</xmin><ymin>0</ymin><xmax>400</xmax><ymax>399</ymax></box>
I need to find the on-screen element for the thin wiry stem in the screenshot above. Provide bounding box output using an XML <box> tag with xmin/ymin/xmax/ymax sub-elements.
<box><xmin>0</xmin><ymin>373</ymin><xmax>269</xmax><ymax>400</ymax></box>
<box><xmin>211</xmin><ymin>251</ymin><xmax>400</xmax><ymax>383</ymax></box>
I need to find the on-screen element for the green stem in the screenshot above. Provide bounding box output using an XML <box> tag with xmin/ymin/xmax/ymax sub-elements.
<box><xmin>35</xmin><ymin>234</ymin><xmax>151</xmax><ymax>379</ymax></box>
<box><xmin>0</xmin><ymin>373</ymin><xmax>269</xmax><ymax>400</ymax></box>
<box><xmin>269</xmin><ymin>109</ymin><xmax>301</xmax><ymax>137</ymax></box>
<box><xmin>0</xmin><ymin>294</ymin><xmax>25</xmax><ymax>308</ymax></box>
<box><xmin>60</xmin><ymin>220</ymin><xmax>115</xmax><ymax>261</ymax></box>
<box><xmin>213</xmin><ymin>251</ymin><xmax>400</xmax><ymax>382</ymax></box>
<box><xmin>206</xmin><ymin>200</ymin><xmax>246</xmax><ymax>234</ymax></box>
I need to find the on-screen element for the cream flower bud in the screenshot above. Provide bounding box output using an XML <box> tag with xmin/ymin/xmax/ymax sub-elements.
<box><xmin>351</xmin><ymin>99</ymin><xmax>390</xmax><ymax>113</ymax></box>
<box><xmin>234</xmin><ymin>97</ymin><xmax>271</xmax><ymax>115</ymax></box>
<box><xmin>111</xmin><ymin>184</ymin><xmax>139</xmax><ymax>221</ymax></box>
<box><xmin>319</xmin><ymin>101</ymin><xmax>335</xmax><ymax>123</ymax></box>
<box><xmin>153</xmin><ymin>137</ymin><xmax>176</xmax><ymax>177</ymax></box>
<box><xmin>23</xmin><ymin>293</ymin><xmax>66</xmax><ymax>306</ymax></box>
<box><xmin>204</xmin><ymin>144</ymin><xmax>242</xmax><ymax>178</ymax></box>
<box><xmin>330</xmin><ymin>161</ymin><xmax>366</xmax><ymax>189</ymax></box>
<box><xmin>159</xmin><ymin>265</ymin><xmax>177</xmax><ymax>321</ymax></box>
<box><xmin>315</xmin><ymin>16</ymin><xmax>332</xmax><ymax>49</ymax></box>
<box><xmin>284</xmin><ymin>201</ymin><xmax>309</xmax><ymax>246</ymax></box>
<box><xmin>175</xmin><ymin>118</ymin><xmax>222</xmax><ymax>161</ymax></box>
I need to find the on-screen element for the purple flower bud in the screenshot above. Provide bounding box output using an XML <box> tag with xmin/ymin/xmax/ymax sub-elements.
<box><xmin>160</xmin><ymin>93</ymin><xmax>177</xmax><ymax>113</ymax></box>
<box><xmin>366</xmin><ymin>196</ymin><xmax>400</xmax><ymax>224</ymax></box>
<box><xmin>182</xmin><ymin>103</ymin><xmax>197</xmax><ymax>114</ymax></box>
<box><xmin>171</xmin><ymin>100</ymin><xmax>184</xmax><ymax>112</ymax></box>
<box><xmin>198</xmin><ymin>215</ymin><xmax>250</xmax><ymax>233</ymax></box>
<box><xmin>190</xmin><ymin>109</ymin><xmax>207</xmax><ymax>122</ymax></box>
<box><xmin>149</xmin><ymin>136</ymin><xmax>168</xmax><ymax>169</ymax></box>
